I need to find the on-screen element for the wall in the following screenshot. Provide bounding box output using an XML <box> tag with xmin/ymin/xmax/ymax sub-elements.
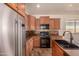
<box><xmin>33</xmin><ymin>14</ymin><xmax>79</xmax><ymax>46</ymax></box>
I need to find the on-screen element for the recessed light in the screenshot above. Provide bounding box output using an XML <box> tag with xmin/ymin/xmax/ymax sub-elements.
<box><xmin>36</xmin><ymin>4</ymin><xmax>40</xmax><ymax>8</ymax></box>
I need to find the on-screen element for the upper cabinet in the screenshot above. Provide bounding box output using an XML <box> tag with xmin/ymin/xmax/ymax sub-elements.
<box><xmin>5</xmin><ymin>3</ymin><xmax>26</xmax><ymax>17</ymax></box>
<box><xmin>40</xmin><ymin>16</ymin><xmax>49</xmax><ymax>24</ymax></box>
<box><xmin>5</xmin><ymin>3</ymin><xmax>17</xmax><ymax>9</ymax></box>
<box><xmin>17</xmin><ymin>3</ymin><xmax>25</xmax><ymax>13</ymax></box>
<box><xmin>5</xmin><ymin>3</ymin><xmax>60</xmax><ymax>31</ymax></box>
<box><xmin>54</xmin><ymin>18</ymin><xmax>60</xmax><ymax>29</ymax></box>
<box><xmin>36</xmin><ymin>19</ymin><xmax>40</xmax><ymax>30</ymax></box>
<box><xmin>50</xmin><ymin>18</ymin><xmax>60</xmax><ymax>30</ymax></box>
<box><xmin>50</xmin><ymin>18</ymin><xmax>55</xmax><ymax>29</ymax></box>
<box><xmin>28</xmin><ymin>15</ymin><xmax>36</xmax><ymax>30</ymax></box>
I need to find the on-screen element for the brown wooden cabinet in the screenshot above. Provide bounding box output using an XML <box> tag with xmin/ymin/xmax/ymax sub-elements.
<box><xmin>5</xmin><ymin>3</ymin><xmax>26</xmax><ymax>17</ymax></box>
<box><xmin>52</xmin><ymin>40</ymin><xmax>64</xmax><ymax>56</ymax></box>
<box><xmin>40</xmin><ymin>16</ymin><xmax>49</xmax><ymax>24</ymax></box>
<box><xmin>50</xmin><ymin>18</ymin><xmax>55</xmax><ymax>29</ymax></box>
<box><xmin>26</xmin><ymin>37</ymin><xmax>33</xmax><ymax>56</ymax></box>
<box><xmin>27</xmin><ymin>15</ymin><xmax>36</xmax><ymax>30</ymax></box>
<box><xmin>36</xmin><ymin>19</ymin><xmax>40</xmax><ymax>30</ymax></box>
<box><xmin>50</xmin><ymin>18</ymin><xmax>60</xmax><ymax>29</ymax></box>
<box><xmin>17</xmin><ymin>3</ymin><xmax>25</xmax><ymax>13</ymax></box>
<box><xmin>30</xmin><ymin>16</ymin><xmax>36</xmax><ymax>30</ymax></box>
<box><xmin>33</xmin><ymin>36</ymin><xmax>40</xmax><ymax>48</ymax></box>
<box><xmin>54</xmin><ymin>18</ymin><xmax>60</xmax><ymax>29</ymax></box>
<box><xmin>5</xmin><ymin>3</ymin><xmax>30</xmax><ymax>31</ymax></box>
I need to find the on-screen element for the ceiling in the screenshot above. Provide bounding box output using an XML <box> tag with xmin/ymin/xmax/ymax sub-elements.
<box><xmin>25</xmin><ymin>3</ymin><xmax>79</xmax><ymax>15</ymax></box>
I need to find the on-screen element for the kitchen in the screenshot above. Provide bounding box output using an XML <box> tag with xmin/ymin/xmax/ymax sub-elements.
<box><xmin>0</xmin><ymin>3</ymin><xmax>79</xmax><ymax>56</ymax></box>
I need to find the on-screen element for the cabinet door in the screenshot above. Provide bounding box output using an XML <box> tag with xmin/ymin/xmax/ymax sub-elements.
<box><xmin>54</xmin><ymin>44</ymin><xmax>63</xmax><ymax>56</ymax></box>
<box><xmin>26</xmin><ymin>37</ymin><xmax>33</xmax><ymax>56</ymax></box>
<box><xmin>29</xmin><ymin>38</ymin><xmax>33</xmax><ymax>55</ymax></box>
<box><xmin>29</xmin><ymin>15</ymin><xmax>36</xmax><ymax>30</ymax></box>
<box><xmin>40</xmin><ymin>16</ymin><xmax>49</xmax><ymax>24</ymax></box>
<box><xmin>36</xmin><ymin>19</ymin><xmax>40</xmax><ymax>30</ymax></box>
<box><xmin>26</xmin><ymin>41</ymin><xmax>29</xmax><ymax>56</ymax></box>
<box><xmin>17</xmin><ymin>3</ymin><xmax>25</xmax><ymax>13</ymax></box>
<box><xmin>33</xmin><ymin>36</ymin><xmax>40</xmax><ymax>48</ymax></box>
<box><xmin>6</xmin><ymin>3</ymin><xmax>25</xmax><ymax>17</ymax></box>
<box><xmin>50</xmin><ymin>18</ymin><xmax>55</xmax><ymax>29</ymax></box>
<box><xmin>50</xmin><ymin>18</ymin><xmax>60</xmax><ymax>30</ymax></box>
<box><xmin>5</xmin><ymin>3</ymin><xmax>17</xmax><ymax>9</ymax></box>
<box><xmin>52</xmin><ymin>41</ymin><xmax>56</xmax><ymax>55</ymax></box>
<box><xmin>54</xmin><ymin>18</ymin><xmax>60</xmax><ymax>29</ymax></box>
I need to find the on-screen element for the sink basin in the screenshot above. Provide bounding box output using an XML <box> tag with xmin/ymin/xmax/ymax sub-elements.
<box><xmin>55</xmin><ymin>40</ymin><xmax>79</xmax><ymax>49</ymax></box>
<box><xmin>62</xmin><ymin>44</ymin><xmax>79</xmax><ymax>49</ymax></box>
<box><xmin>55</xmin><ymin>40</ymin><xmax>69</xmax><ymax>45</ymax></box>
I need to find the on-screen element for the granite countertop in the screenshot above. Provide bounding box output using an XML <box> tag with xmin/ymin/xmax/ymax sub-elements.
<box><xmin>65</xmin><ymin>49</ymin><xmax>79</xmax><ymax>56</ymax></box>
<box><xmin>26</xmin><ymin>34</ymin><xmax>38</xmax><ymax>41</ymax></box>
<box><xmin>50</xmin><ymin>35</ymin><xmax>63</xmax><ymax>40</ymax></box>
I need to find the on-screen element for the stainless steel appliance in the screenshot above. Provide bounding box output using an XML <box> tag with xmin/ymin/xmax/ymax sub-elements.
<box><xmin>0</xmin><ymin>4</ymin><xmax>26</xmax><ymax>56</ymax></box>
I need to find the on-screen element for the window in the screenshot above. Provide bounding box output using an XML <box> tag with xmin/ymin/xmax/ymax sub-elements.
<box><xmin>76</xmin><ymin>21</ymin><xmax>79</xmax><ymax>32</ymax></box>
<box><xmin>65</xmin><ymin>20</ymin><xmax>79</xmax><ymax>33</ymax></box>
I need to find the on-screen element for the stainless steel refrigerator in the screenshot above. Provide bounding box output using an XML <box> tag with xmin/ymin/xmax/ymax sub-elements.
<box><xmin>0</xmin><ymin>4</ymin><xmax>26</xmax><ymax>56</ymax></box>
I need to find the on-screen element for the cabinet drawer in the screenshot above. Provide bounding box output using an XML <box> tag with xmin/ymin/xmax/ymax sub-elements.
<box><xmin>26</xmin><ymin>37</ymin><xmax>33</xmax><ymax>56</ymax></box>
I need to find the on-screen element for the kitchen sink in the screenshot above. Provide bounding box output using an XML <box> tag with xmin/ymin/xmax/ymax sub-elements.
<box><xmin>55</xmin><ymin>40</ymin><xmax>69</xmax><ymax>45</ymax></box>
<box><xmin>55</xmin><ymin>40</ymin><xmax>79</xmax><ymax>49</ymax></box>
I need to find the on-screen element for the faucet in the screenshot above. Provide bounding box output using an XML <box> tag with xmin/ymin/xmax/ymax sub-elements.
<box><xmin>63</xmin><ymin>31</ymin><xmax>73</xmax><ymax>45</ymax></box>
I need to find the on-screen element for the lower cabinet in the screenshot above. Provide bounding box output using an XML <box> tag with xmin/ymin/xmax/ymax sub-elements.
<box><xmin>33</xmin><ymin>36</ymin><xmax>40</xmax><ymax>48</ymax></box>
<box><xmin>26</xmin><ymin>37</ymin><xmax>33</xmax><ymax>56</ymax></box>
<box><xmin>25</xmin><ymin>36</ymin><xmax>40</xmax><ymax>56</ymax></box>
<box><xmin>52</xmin><ymin>41</ymin><xmax>64</xmax><ymax>56</ymax></box>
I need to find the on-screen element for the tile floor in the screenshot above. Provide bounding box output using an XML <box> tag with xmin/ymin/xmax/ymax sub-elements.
<box><xmin>31</xmin><ymin>48</ymin><xmax>52</xmax><ymax>56</ymax></box>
